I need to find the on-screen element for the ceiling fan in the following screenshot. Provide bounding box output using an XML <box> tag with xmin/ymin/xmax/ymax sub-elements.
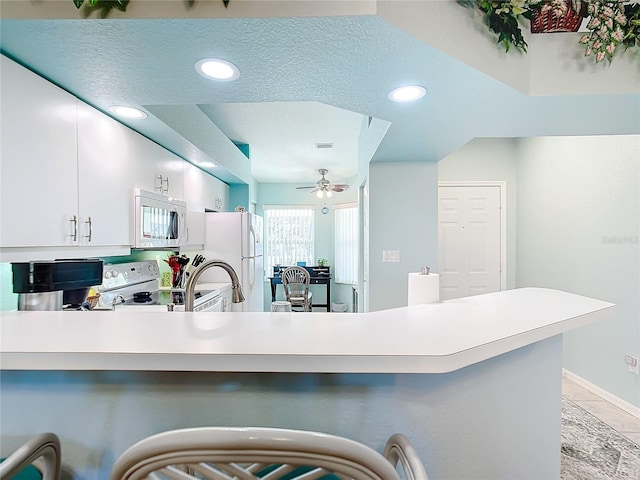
<box><xmin>296</xmin><ymin>169</ymin><xmax>349</xmax><ymax>198</ymax></box>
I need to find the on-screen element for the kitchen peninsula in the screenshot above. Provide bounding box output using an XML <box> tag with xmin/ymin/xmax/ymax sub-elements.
<box><xmin>0</xmin><ymin>288</ymin><xmax>613</xmax><ymax>479</ymax></box>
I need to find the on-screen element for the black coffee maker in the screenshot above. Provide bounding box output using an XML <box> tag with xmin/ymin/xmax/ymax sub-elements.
<box><xmin>12</xmin><ymin>259</ymin><xmax>104</xmax><ymax>311</ymax></box>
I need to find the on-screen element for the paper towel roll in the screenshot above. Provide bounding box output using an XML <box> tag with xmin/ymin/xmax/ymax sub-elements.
<box><xmin>408</xmin><ymin>272</ymin><xmax>440</xmax><ymax>305</ymax></box>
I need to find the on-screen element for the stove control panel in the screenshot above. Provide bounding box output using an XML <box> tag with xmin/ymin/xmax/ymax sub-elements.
<box><xmin>97</xmin><ymin>261</ymin><xmax>160</xmax><ymax>292</ymax></box>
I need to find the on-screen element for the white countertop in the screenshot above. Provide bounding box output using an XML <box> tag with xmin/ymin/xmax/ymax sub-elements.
<box><xmin>0</xmin><ymin>288</ymin><xmax>613</xmax><ymax>374</ymax></box>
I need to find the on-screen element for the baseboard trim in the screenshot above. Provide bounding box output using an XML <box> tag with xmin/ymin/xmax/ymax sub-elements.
<box><xmin>563</xmin><ymin>369</ymin><xmax>640</xmax><ymax>419</ymax></box>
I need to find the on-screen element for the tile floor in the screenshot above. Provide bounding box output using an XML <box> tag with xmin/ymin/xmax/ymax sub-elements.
<box><xmin>562</xmin><ymin>375</ymin><xmax>640</xmax><ymax>445</ymax></box>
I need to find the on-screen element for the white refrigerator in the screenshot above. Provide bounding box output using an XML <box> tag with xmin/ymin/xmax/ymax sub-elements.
<box><xmin>201</xmin><ymin>212</ymin><xmax>264</xmax><ymax>312</ymax></box>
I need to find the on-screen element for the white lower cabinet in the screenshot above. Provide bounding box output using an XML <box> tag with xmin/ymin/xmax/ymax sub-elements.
<box><xmin>220</xmin><ymin>284</ymin><xmax>233</xmax><ymax>311</ymax></box>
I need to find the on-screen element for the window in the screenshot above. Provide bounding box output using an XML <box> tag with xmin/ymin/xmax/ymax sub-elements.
<box><xmin>334</xmin><ymin>203</ymin><xmax>358</xmax><ymax>284</ymax></box>
<box><xmin>264</xmin><ymin>206</ymin><xmax>314</xmax><ymax>275</ymax></box>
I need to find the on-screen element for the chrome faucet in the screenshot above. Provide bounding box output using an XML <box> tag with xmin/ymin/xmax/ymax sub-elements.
<box><xmin>111</xmin><ymin>295</ymin><xmax>125</xmax><ymax>311</ymax></box>
<box><xmin>184</xmin><ymin>259</ymin><xmax>245</xmax><ymax>312</ymax></box>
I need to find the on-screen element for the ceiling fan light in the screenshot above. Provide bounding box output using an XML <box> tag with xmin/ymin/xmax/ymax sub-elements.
<box><xmin>326</xmin><ymin>189</ymin><xmax>333</xmax><ymax>198</ymax></box>
<box><xmin>316</xmin><ymin>190</ymin><xmax>324</xmax><ymax>198</ymax></box>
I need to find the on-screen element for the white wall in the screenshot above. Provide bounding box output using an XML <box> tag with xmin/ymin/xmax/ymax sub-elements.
<box><xmin>516</xmin><ymin>135</ymin><xmax>639</xmax><ymax>408</ymax></box>
<box><xmin>438</xmin><ymin>137</ymin><xmax>519</xmax><ymax>289</ymax></box>
<box><xmin>368</xmin><ymin>162</ymin><xmax>438</xmax><ymax>311</ymax></box>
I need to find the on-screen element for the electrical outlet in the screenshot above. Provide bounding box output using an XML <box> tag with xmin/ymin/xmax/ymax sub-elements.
<box><xmin>624</xmin><ymin>355</ymin><xmax>639</xmax><ymax>375</ymax></box>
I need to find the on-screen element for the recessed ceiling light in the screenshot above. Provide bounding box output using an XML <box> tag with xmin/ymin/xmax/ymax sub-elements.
<box><xmin>388</xmin><ymin>85</ymin><xmax>427</xmax><ymax>103</ymax></box>
<box><xmin>195</xmin><ymin>58</ymin><xmax>240</xmax><ymax>81</ymax></box>
<box><xmin>109</xmin><ymin>105</ymin><xmax>147</xmax><ymax>119</ymax></box>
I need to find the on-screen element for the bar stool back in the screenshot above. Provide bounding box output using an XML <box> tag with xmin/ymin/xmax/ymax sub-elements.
<box><xmin>109</xmin><ymin>427</ymin><xmax>429</xmax><ymax>480</ymax></box>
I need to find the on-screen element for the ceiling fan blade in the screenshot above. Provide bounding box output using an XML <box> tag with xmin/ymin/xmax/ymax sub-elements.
<box><xmin>297</xmin><ymin>170</ymin><xmax>349</xmax><ymax>194</ymax></box>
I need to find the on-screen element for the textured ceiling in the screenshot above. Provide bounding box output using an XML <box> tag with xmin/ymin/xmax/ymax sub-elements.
<box><xmin>0</xmin><ymin>13</ymin><xmax>637</xmax><ymax>185</ymax></box>
<box><xmin>198</xmin><ymin>102</ymin><xmax>365</xmax><ymax>184</ymax></box>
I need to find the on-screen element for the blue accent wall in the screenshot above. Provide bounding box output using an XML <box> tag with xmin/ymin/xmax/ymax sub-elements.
<box><xmin>234</xmin><ymin>142</ymin><xmax>250</xmax><ymax>159</ymax></box>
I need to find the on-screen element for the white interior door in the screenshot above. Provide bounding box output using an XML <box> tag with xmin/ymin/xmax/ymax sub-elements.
<box><xmin>438</xmin><ymin>184</ymin><xmax>503</xmax><ymax>301</ymax></box>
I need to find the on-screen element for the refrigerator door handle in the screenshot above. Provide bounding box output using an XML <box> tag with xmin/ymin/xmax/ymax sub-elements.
<box><xmin>248</xmin><ymin>256</ymin><xmax>256</xmax><ymax>292</ymax></box>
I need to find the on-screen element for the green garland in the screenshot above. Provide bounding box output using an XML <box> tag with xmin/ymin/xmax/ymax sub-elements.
<box><xmin>73</xmin><ymin>0</ymin><xmax>229</xmax><ymax>17</ymax></box>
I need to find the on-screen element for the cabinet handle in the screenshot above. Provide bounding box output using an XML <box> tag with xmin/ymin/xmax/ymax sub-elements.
<box><xmin>156</xmin><ymin>175</ymin><xmax>164</xmax><ymax>193</ymax></box>
<box><xmin>163</xmin><ymin>176</ymin><xmax>169</xmax><ymax>194</ymax></box>
<box><xmin>84</xmin><ymin>217</ymin><xmax>93</xmax><ymax>242</ymax></box>
<box><xmin>69</xmin><ymin>215</ymin><xmax>78</xmax><ymax>242</ymax></box>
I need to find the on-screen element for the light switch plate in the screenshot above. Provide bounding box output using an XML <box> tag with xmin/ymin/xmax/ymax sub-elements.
<box><xmin>382</xmin><ymin>250</ymin><xmax>400</xmax><ymax>263</ymax></box>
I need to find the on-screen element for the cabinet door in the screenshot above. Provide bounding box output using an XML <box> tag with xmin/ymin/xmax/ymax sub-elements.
<box><xmin>130</xmin><ymin>131</ymin><xmax>161</xmax><ymax>193</ymax></box>
<box><xmin>160</xmin><ymin>152</ymin><xmax>183</xmax><ymax>200</ymax></box>
<box><xmin>76</xmin><ymin>101</ymin><xmax>133</xmax><ymax>246</ymax></box>
<box><xmin>205</xmin><ymin>174</ymin><xmax>230</xmax><ymax>212</ymax></box>
<box><xmin>131</xmin><ymin>132</ymin><xmax>183</xmax><ymax>199</ymax></box>
<box><xmin>182</xmin><ymin>162</ymin><xmax>206</xmax><ymax>245</ymax></box>
<box><xmin>0</xmin><ymin>56</ymin><xmax>79</xmax><ymax>248</ymax></box>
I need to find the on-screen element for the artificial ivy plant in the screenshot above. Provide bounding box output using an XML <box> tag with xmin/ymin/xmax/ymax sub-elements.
<box><xmin>464</xmin><ymin>0</ymin><xmax>639</xmax><ymax>63</ymax></box>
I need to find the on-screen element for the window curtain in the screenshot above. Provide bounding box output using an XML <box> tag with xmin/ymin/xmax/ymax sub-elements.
<box><xmin>264</xmin><ymin>206</ymin><xmax>315</xmax><ymax>276</ymax></box>
<box><xmin>334</xmin><ymin>204</ymin><xmax>358</xmax><ymax>284</ymax></box>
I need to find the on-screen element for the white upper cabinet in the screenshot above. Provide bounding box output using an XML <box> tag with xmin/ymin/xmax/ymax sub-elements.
<box><xmin>182</xmin><ymin>162</ymin><xmax>230</xmax><ymax>247</ymax></box>
<box><xmin>131</xmin><ymin>132</ymin><xmax>183</xmax><ymax>200</ymax></box>
<box><xmin>0</xmin><ymin>54</ymin><xmax>231</xmax><ymax>260</ymax></box>
<box><xmin>0</xmin><ymin>56</ymin><xmax>79</xmax><ymax>248</ymax></box>
<box><xmin>76</xmin><ymin>101</ymin><xmax>133</xmax><ymax>247</ymax></box>
<box><xmin>205</xmin><ymin>173</ymin><xmax>230</xmax><ymax>213</ymax></box>
<box><xmin>182</xmin><ymin>161</ymin><xmax>207</xmax><ymax>246</ymax></box>
<box><xmin>162</xmin><ymin>152</ymin><xmax>183</xmax><ymax>200</ymax></box>
<box><xmin>0</xmin><ymin>56</ymin><xmax>132</xmax><ymax>258</ymax></box>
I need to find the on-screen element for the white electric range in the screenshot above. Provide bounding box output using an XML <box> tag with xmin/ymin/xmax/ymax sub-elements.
<box><xmin>95</xmin><ymin>260</ymin><xmax>229</xmax><ymax>312</ymax></box>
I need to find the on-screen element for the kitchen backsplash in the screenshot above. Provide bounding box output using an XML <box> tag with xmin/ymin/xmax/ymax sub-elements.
<box><xmin>0</xmin><ymin>262</ymin><xmax>17</xmax><ymax>311</ymax></box>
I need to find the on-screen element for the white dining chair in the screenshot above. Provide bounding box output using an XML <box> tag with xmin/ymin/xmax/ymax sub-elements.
<box><xmin>0</xmin><ymin>432</ymin><xmax>61</xmax><ymax>480</ymax></box>
<box><xmin>110</xmin><ymin>426</ymin><xmax>429</xmax><ymax>480</ymax></box>
<box><xmin>281</xmin><ymin>266</ymin><xmax>313</xmax><ymax>312</ymax></box>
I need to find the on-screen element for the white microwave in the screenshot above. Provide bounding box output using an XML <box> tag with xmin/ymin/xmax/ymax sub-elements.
<box><xmin>133</xmin><ymin>189</ymin><xmax>187</xmax><ymax>249</ymax></box>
